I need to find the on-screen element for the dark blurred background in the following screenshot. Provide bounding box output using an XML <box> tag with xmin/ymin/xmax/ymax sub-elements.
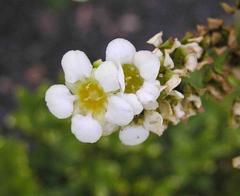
<box><xmin>1</xmin><ymin>1</ymin><xmax>240</xmax><ymax>196</ymax></box>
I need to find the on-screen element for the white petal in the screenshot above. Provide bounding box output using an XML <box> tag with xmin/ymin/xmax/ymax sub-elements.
<box><xmin>165</xmin><ymin>75</ymin><xmax>181</xmax><ymax>93</ymax></box>
<box><xmin>143</xmin><ymin>101</ymin><xmax>159</xmax><ymax>110</ymax></box>
<box><xmin>119</xmin><ymin>125</ymin><xmax>149</xmax><ymax>146</ymax></box>
<box><xmin>117</xmin><ymin>63</ymin><xmax>125</xmax><ymax>92</ymax></box>
<box><xmin>134</xmin><ymin>50</ymin><xmax>160</xmax><ymax>80</ymax></box>
<box><xmin>163</xmin><ymin>50</ymin><xmax>174</xmax><ymax>69</ymax></box>
<box><xmin>169</xmin><ymin>90</ymin><xmax>184</xmax><ymax>100</ymax></box>
<box><xmin>136</xmin><ymin>80</ymin><xmax>161</xmax><ymax>108</ymax></box>
<box><xmin>188</xmin><ymin>36</ymin><xmax>203</xmax><ymax>43</ymax></box>
<box><xmin>184</xmin><ymin>42</ymin><xmax>203</xmax><ymax>58</ymax></box>
<box><xmin>185</xmin><ymin>54</ymin><xmax>198</xmax><ymax>72</ymax></box>
<box><xmin>153</xmin><ymin>48</ymin><xmax>163</xmax><ymax>58</ymax></box>
<box><xmin>94</xmin><ymin>61</ymin><xmax>120</xmax><ymax>93</ymax></box>
<box><xmin>187</xmin><ymin>94</ymin><xmax>202</xmax><ymax>109</ymax></box>
<box><xmin>121</xmin><ymin>94</ymin><xmax>143</xmax><ymax>115</ymax></box>
<box><xmin>106</xmin><ymin>38</ymin><xmax>136</xmax><ymax>64</ymax></box>
<box><xmin>71</xmin><ymin>114</ymin><xmax>102</xmax><ymax>143</ymax></box>
<box><xmin>45</xmin><ymin>85</ymin><xmax>75</xmax><ymax>119</ymax></box>
<box><xmin>147</xmin><ymin>32</ymin><xmax>163</xmax><ymax>47</ymax></box>
<box><xmin>144</xmin><ymin>111</ymin><xmax>164</xmax><ymax>136</ymax></box>
<box><xmin>105</xmin><ymin>95</ymin><xmax>134</xmax><ymax>126</ymax></box>
<box><xmin>102</xmin><ymin>121</ymin><xmax>119</xmax><ymax>136</ymax></box>
<box><xmin>173</xmin><ymin>103</ymin><xmax>185</xmax><ymax>119</ymax></box>
<box><xmin>61</xmin><ymin>50</ymin><xmax>92</xmax><ymax>83</ymax></box>
<box><xmin>166</xmin><ymin>38</ymin><xmax>181</xmax><ymax>53</ymax></box>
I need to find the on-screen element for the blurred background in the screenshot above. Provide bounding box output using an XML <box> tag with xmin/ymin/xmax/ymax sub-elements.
<box><xmin>0</xmin><ymin>0</ymin><xmax>240</xmax><ymax>195</ymax></box>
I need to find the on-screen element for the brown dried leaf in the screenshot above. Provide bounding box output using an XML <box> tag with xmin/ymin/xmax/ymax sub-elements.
<box><xmin>221</xmin><ymin>2</ymin><xmax>236</xmax><ymax>14</ymax></box>
<box><xmin>228</xmin><ymin>28</ymin><xmax>238</xmax><ymax>49</ymax></box>
<box><xmin>214</xmin><ymin>47</ymin><xmax>227</xmax><ymax>55</ymax></box>
<box><xmin>232</xmin><ymin>67</ymin><xmax>240</xmax><ymax>80</ymax></box>
<box><xmin>206</xmin><ymin>85</ymin><xmax>224</xmax><ymax>100</ymax></box>
<box><xmin>211</xmin><ymin>32</ymin><xmax>222</xmax><ymax>45</ymax></box>
<box><xmin>207</xmin><ymin>18</ymin><xmax>224</xmax><ymax>30</ymax></box>
<box><xmin>197</xmin><ymin>25</ymin><xmax>208</xmax><ymax>36</ymax></box>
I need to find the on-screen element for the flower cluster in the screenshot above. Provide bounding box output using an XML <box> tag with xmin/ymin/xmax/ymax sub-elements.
<box><xmin>45</xmin><ymin>35</ymin><xmax>202</xmax><ymax>145</ymax></box>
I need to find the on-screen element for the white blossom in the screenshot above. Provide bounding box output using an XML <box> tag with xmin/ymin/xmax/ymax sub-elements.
<box><xmin>147</xmin><ymin>32</ymin><xmax>163</xmax><ymax>47</ymax></box>
<box><xmin>143</xmin><ymin>111</ymin><xmax>165</xmax><ymax>136</ymax></box>
<box><xmin>106</xmin><ymin>38</ymin><xmax>162</xmax><ymax>110</ymax></box>
<box><xmin>45</xmin><ymin>50</ymin><xmax>135</xmax><ymax>143</ymax></box>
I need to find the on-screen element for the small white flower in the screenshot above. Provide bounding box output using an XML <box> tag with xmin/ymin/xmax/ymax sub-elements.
<box><xmin>45</xmin><ymin>50</ymin><xmax>135</xmax><ymax>143</ymax></box>
<box><xmin>163</xmin><ymin>50</ymin><xmax>174</xmax><ymax>69</ymax></box>
<box><xmin>153</xmin><ymin>48</ymin><xmax>163</xmax><ymax>58</ymax></box>
<box><xmin>161</xmin><ymin>38</ymin><xmax>181</xmax><ymax>69</ymax></box>
<box><xmin>162</xmin><ymin>38</ymin><xmax>202</xmax><ymax>72</ymax></box>
<box><xmin>136</xmin><ymin>80</ymin><xmax>162</xmax><ymax>110</ymax></box>
<box><xmin>165</xmin><ymin>38</ymin><xmax>182</xmax><ymax>53</ymax></box>
<box><xmin>165</xmin><ymin>74</ymin><xmax>181</xmax><ymax>94</ymax></box>
<box><xmin>147</xmin><ymin>32</ymin><xmax>163</xmax><ymax>47</ymax></box>
<box><xmin>185</xmin><ymin>54</ymin><xmax>198</xmax><ymax>72</ymax></box>
<box><xmin>143</xmin><ymin>111</ymin><xmax>165</xmax><ymax>136</ymax></box>
<box><xmin>173</xmin><ymin>103</ymin><xmax>185</xmax><ymax>119</ymax></box>
<box><xmin>188</xmin><ymin>36</ymin><xmax>203</xmax><ymax>43</ymax></box>
<box><xmin>169</xmin><ymin>90</ymin><xmax>184</xmax><ymax>100</ymax></box>
<box><xmin>106</xmin><ymin>38</ymin><xmax>162</xmax><ymax>110</ymax></box>
<box><xmin>183</xmin><ymin>42</ymin><xmax>203</xmax><ymax>59</ymax></box>
<box><xmin>186</xmin><ymin>94</ymin><xmax>202</xmax><ymax>109</ymax></box>
<box><xmin>119</xmin><ymin>125</ymin><xmax>149</xmax><ymax>146</ymax></box>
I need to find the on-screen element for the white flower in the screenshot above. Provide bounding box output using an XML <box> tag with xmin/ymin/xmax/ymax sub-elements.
<box><xmin>185</xmin><ymin>54</ymin><xmax>198</xmax><ymax>72</ymax></box>
<box><xmin>183</xmin><ymin>42</ymin><xmax>203</xmax><ymax>59</ymax></box>
<box><xmin>147</xmin><ymin>32</ymin><xmax>163</xmax><ymax>47</ymax></box>
<box><xmin>45</xmin><ymin>50</ymin><xmax>135</xmax><ymax>143</ymax></box>
<box><xmin>153</xmin><ymin>48</ymin><xmax>163</xmax><ymax>58</ymax></box>
<box><xmin>186</xmin><ymin>94</ymin><xmax>202</xmax><ymax>109</ymax></box>
<box><xmin>165</xmin><ymin>74</ymin><xmax>181</xmax><ymax>94</ymax></box>
<box><xmin>106</xmin><ymin>38</ymin><xmax>162</xmax><ymax>110</ymax></box>
<box><xmin>119</xmin><ymin>125</ymin><xmax>149</xmax><ymax>146</ymax></box>
<box><xmin>163</xmin><ymin>51</ymin><xmax>174</xmax><ymax>69</ymax></box>
<box><xmin>162</xmin><ymin>38</ymin><xmax>202</xmax><ymax>72</ymax></box>
<box><xmin>143</xmin><ymin>111</ymin><xmax>165</xmax><ymax>136</ymax></box>
<box><xmin>173</xmin><ymin>103</ymin><xmax>185</xmax><ymax>119</ymax></box>
<box><xmin>164</xmin><ymin>38</ymin><xmax>181</xmax><ymax>54</ymax></box>
<box><xmin>162</xmin><ymin>39</ymin><xmax>181</xmax><ymax>69</ymax></box>
<box><xmin>169</xmin><ymin>90</ymin><xmax>184</xmax><ymax>100</ymax></box>
<box><xmin>136</xmin><ymin>80</ymin><xmax>162</xmax><ymax>110</ymax></box>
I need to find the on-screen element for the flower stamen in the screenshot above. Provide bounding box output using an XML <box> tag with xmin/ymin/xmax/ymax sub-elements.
<box><xmin>122</xmin><ymin>64</ymin><xmax>144</xmax><ymax>94</ymax></box>
<box><xmin>77</xmin><ymin>78</ymin><xmax>107</xmax><ymax>115</ymax></box>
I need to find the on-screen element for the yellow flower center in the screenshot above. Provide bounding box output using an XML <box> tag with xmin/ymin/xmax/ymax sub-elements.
<box><xmin>122</xmin><ymin>64</ymin><xmax>144</xmax><ymax>94</ymax></box>
<box><xmin>77</xmin><ymin>78</ymin><xmax>107</xmax><ymax>115</ymax></box>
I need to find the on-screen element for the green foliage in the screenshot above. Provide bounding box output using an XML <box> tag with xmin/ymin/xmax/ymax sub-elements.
<box><xmin>0</xmin><ymin>137</ymin><xmax>38</xmax><ymax>196</ymax></box>
<box><xmin>1</xmin><ymin>82</ymin><xmax>240</xmax><ymax>195</ymax></box>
